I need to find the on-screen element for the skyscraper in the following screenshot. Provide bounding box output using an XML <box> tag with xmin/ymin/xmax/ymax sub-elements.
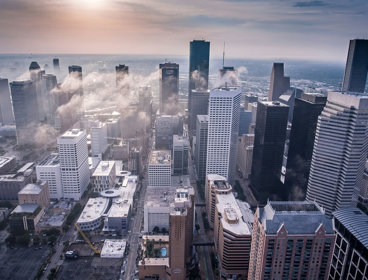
<box><xmin>57</xmin><ymin>129</ymin><xmax>90</xmax><ymax>200</ymax></box>
<box><xmin>285</xmin><ymin>93</ymin><xmax>327</xmax><ymax>199</ymax></box>
<box><xmin>42</xmin><ymin>74</ymin><xmax>58</xmax><ymax>125</ymax></box>
<box><xmin>29</xmin><ymin>61</ymin><xmax>47</xmax><ymax>121</ymax></box>
<box><xmin>188</xmin><ymin>40</ymin><xmax>210</xmax><ymax>92</ymax></box>
<box><xmin>0</xmin><ymin>78</ymin><xmax>14</xmax><ymax>125</ymax></box>
<box><xmin>172</xmin><ymin>135</ymin><xmax>189</xmax><ymax>175</ymax></box>
<box><xmin>306</xmin><ymin>92</ymin><xmax>368</xmax><ymax>216</ymax></box>
<box><xmin>195</xmin><ymin>115</ymin><xmax>208</xmax><ymax>182</ymax></box>
<box><xmin>342</xmin><ymin>39</ymin><xmax>368</xmax><ymax>93</ymax></box>
<box><xmin>68</xmin><ymin>65</ymin><xmax>83</xmax><ymax>96</ymax></box>
<box><xmin>218</xmin><ymin>66</ymin><xmax>238</xmax><ymax>87</ymax></box>
<box><xmin>188</xmin><ymin>89</ymin><xmax>209</xmax><ymax>134</ymax></box>
<box><xmin>248</xmin><ymin>201</ymin><xmax>334</xmax><ymax>280</ymax></box>
<box><xmin>268</xmin><ymin>63</ymin><xmax>290</xmax><ymax>101</ymax></box>
<box><xmin>251</xmin><ymin>101</ymin><xmax>289</xmax><ymax>202</ymax></box>
<box><xmin>10</xmin><ymin>80</ymin><xmax>39</xmax><ymax>145</ymax></box>
<box><xmin>206</xmin><ymin>87</ymin><xmax>241</xmax><ymax>184</ymax></box>
<box><xmin>159</xmin><ymin>62</ymin><xmax>179</xmax><ymax>114</ymax></box>
<box><xmin>115</xmin><ymin>64</ymin><xmax>129</xmax><ymax>87</ymax></box>
<box><xmin>53</xmin><ymin>58</ymin><xmax>60</xmax><ymax>71</ymax></box>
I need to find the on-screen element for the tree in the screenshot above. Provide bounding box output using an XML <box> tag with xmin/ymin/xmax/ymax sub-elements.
<box><xmin>195</xmin><ymin>224</ymin><xmax>200</xmax><ymax>232</ymax></box>
<box><xmin>154</xmin><ymin>248</ymin><xmax>160</xmax><ymax>258</ymax></box>
<box><xmin>33</xmin><ymin>235</ymin><xmax>41</xmax><ymax>245</ymax></box>
<box><xmin>146</xmin><ymin>240</ymin><xmax>154</xmax><ymax>257</ymax></box>
<box><xmin>161</xmin><ymin>227</ymin><xmax>167</xmax><ymax>234</ymax></box>
<box><xmin>17</xmin><ymin>233</ymin><xmax>30</xmax><ymax>246</ymax></box>
<box><xmin>153</xmin><ymin>226</ymin><xmax>160</xmax><ymax>234</ymax></box>
<box><xmin>48</xmin><ymin>235</ymin><xmax>57</xmax><ymax>245</ymax></box>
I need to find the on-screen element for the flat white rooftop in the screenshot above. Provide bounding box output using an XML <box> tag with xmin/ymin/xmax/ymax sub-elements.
<box><xmin>100</xmin><ymin>239</ymin><xmax>126</xmax><ymax>258</ymax></box>
<box><xmin>145</xmin><ymin>186</ymin><xmax>176</xmax><ymax>208</ymax></box>
<box><xmin>60</xmin><ymin>129</ymin><xmax>85</xmax><ymax>138</ymax></box>
<box><xmin>77</xmin><ymin>197</ymin><xmax>109</xmax><ymax>224</ymax></box>
<box><xmin>18</xmin><ymin>183</ymin><xmax>43</xmax><ymax>195</ymax></box>
<box><xmin>93</xmin><ymin>161</ymin><xmax>115</xmax><ymax>177</ymax></box>
<box><xmin>0</xmin><ymin>156</ymin><xmax>15</xmax><ymax>168</ymax></box>
<box><xmin>38</xmin><ymin>153</ymin><xmax>59</xmax><ymax>166</ymax></box>
<box><xmin>216</xmin><ymin>193</ymin><xmax>252</xmax><ymax>235</ymax></box>
<box><xmin>149</xmin><ymin>150</ymin><xmax>171</xmax><ymax>165</ymax></box>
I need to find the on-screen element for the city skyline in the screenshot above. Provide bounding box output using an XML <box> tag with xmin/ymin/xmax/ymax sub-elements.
<box><xmin>0</xmin><ymin>0</ymin><xmax>367</xmax><ymax>62</ymax></box>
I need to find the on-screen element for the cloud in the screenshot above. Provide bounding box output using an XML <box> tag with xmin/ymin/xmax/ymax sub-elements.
<box><xmin>293</xmin><ymin>1</ymin><xmax>327</xmax><ymax>7</ymax></box>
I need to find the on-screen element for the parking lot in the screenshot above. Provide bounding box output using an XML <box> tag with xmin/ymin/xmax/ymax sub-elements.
<box><xmin>57</xmin><ymin>257</ymin><xmax>122</xmax><ymax>280</ymax></box>
<box><xmin>0</xmin><ymin>244</ymin><xmax>50</xmax><ymax>280</ymax></box>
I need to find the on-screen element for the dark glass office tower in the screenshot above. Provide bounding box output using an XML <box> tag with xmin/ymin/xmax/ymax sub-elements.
<box><xmin>268</xmin><ymin>63</ymin><xmax>290</xmax><ymax>101</ymax></box>
<box><xmin>188</xmin><ymin>40</ymin><xmax>210</xmax><ymax>107</ymax></box>
<box><xmin>53</xmin><ymin>58</ymin><xmax>60</xmax><ymax>71</ymax></box>
<box><xmin>342</xmin><ymin>39</ymin><xmax>368</xmax><ymax>93</ymax></box>
<box><xmin>218</xmin><ymin>66</ymin><xmax>238</xmax><ymax>87</ymax></box>
<box><xmin>251</xmin><ymin>101</ymin><xmax>289</xmax><ymax>202</ymax></box>
<box><xmin>10</xmin><ymin>80</ymin><xmax>39</xmax><ymax>145</ymax></box>
<box><xmin>285</xmin><ymin>93</ymin><xmax>327</xmax><ymax>200</ymax></box>
<box><xmin>116</xmin><ymin>64</ymin><xmax>129</xmax><ymax>87</ymax></box>
<box><xmin>159</xmin><ymin>62</ymin><xmax>179</xmax><ymax>115</ymax></box>
<box><xmin>68</xmin><ymin>65</ymin><xmax>83</xmax><ymax>97</ymax></box>
<box><xmin>188</xmin><ymin>89</ymin><xmax>209</xmax><ymax>134</ymax></box>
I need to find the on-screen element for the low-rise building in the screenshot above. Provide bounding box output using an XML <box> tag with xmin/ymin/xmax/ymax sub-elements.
<box><xmin>18</xmin><ymin>181</ymin><xmax>50</xmax><ymax>208</ymax></box>
<box><xmin>92</xmin><ymin>161</ymin><xmax>116</xmax><ymax>192</ymax></box>
<box><xmin>0</xmin><ymin>156</ymin><xmax>16</xmax><ymax>174</ymax></box>
<box><xmin>76</xmin><ymin>197</ymin><xmax>109</xmax><ymax>231</ymax></box>
<box><xmin>0</xmin><ymin>171</ymin><xmax>33</xmax><ymax>201</ymax></box>
<box><xmin>329</xmin><ymin>208</ymin><xmax>368</xmax><ymax>280</ymax></box>
<box><xmin>9</xmin><ymin>203</ymin><xmax>44</xmax><ymax>232</ymax></box>
<box><xmin>148</xmin><ymin>150</ymin><xmax>171</xmax><ymax>187</ymax></box>
<box><xmin>36</xmin><ymin>153</ymin><xmax>63</xmax><ymax>199</ymax></box>
<box><xmin>100</xmin><ymin>239</ymin><xmax>126</xmax><ymax>259</ymax></box>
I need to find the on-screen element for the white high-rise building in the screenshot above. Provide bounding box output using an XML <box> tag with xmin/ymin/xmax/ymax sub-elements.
<box><xmin>148</xmin><ymin>150</ymin><xmax>171</xmax><ymax>187</ymax></box>
<box><xmin>306</xmin><ymin>92</ymin><xmax>368</xmax><ymax>216</ymax></box>
<box><xmin>91</xmin><ymin>122</ymin><xmax>108</xmax><ymax>157</ymax></box>
<box><xmin>206</xmin><ymin>87</ymin><xmax>241</xmax><ymax>184</ymax></box>
<box><xmin>58</xmin><ymin>129</ymin><xmax>90</xmax><ymax>200</ymax></box>
<box><xmin>36</xmin><ymin>153</ymin><xmax>62</xmax><ymax>199</ymax></box>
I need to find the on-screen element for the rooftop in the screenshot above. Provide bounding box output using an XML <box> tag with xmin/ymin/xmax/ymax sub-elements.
<box><xmin>0</xmin><ymin>156</ymin><xmax>15</xmax><ymax>168</ymax></box>
<box><xmin>197</xmin><ymin>115</ymin><xmax>209</xmax><ymax>123</ymax></box>
<box><xmin>59</xmin><ymin>129</ymin><xmax>85</xmax><ymax>139</ymax></box>
<box><xmin>333</xmin><ymin>208</ymin><xmax>368</xmax><ymax>249</ymax></box>
<box><xmin>216</xmin><ymin>193</ymin><xmax>252</xmax><ymax>235</ymax></box>
<box><xmin>260</xmin><ymin>100</ymin><xmax>289</xmax><ymax>107</ymax></box>
<box><xmin>77</xmin><ymin>197</ymin><xmax>109</xmax><ymax>224</ymax></box>
<box><xmin>38</xmin><ymin>153</ymin><xmax>59</xmax><ymax>166</ymax></box>
<box><xmin>93</xmin><ymin>161</ymin><xmax>116</xmax><ymax>177</ymax></box>
<box><xmin>145</xmin><ymin>186</ymin><xmax>176</xmax><ymax>208</ymax></box>
<box><xmin>18</xmin><ymin>183</ymin><xmax>43</xmax><ymax>195</ymax></box>
<box><xmin>149</xmin><ymin>150</ymin><xmax>171</xmax><ymax>165</ymax></box>
<box><xmin>258</xmin><ymin>201</ymin><xmax>334</xmax><ymax>235</ymax></box>
<box><xmin>100</xmin><ymin>239</ymin><xmax>126</xmax><ymax>259</ymax></box>
<box><xmin>12</xmin><ymin>203</ymin><xmax>39</xmax><ymax>214</ymax></box>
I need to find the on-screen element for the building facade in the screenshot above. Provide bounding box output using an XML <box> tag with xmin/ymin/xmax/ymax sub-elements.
<box><xmin>36</xmin><ymin>153</ymin><xmax>62</xmax><ymax>199</ymax></box>
<box><xmin>0</xmin><ymin>78</ymin><xmax>14</xmax><ymax>125</ymax></box>
<box><xmin>195</xmin><ymin>115</ymin><xmax>208</xmax><ymax>182</ymax></box>
<box><xmin>18</xmin><ymin>181</ymin><xmax>50</xmax><ymax>208</ymax></box>
<box><xmin>248</xmin><ymin>201</ymin><xmax>335</xmax><ymax>280</ymax></box>
<box><xmin>90</xmin><ymin>122</ymin><xmax>108</xmax><ymax>157</ymax></box>
<box><xmin>306</xmin><ymin>92</ymin><xmax>368</xmax><ymax>216</ymax></box>
<box><xmin>57</xmin><ymin>129</ymin><xmax>90</xmax><ymax>200</ymax></box>
<box><xmin>172</xmin><ymin>135</ymin><xmax>189</xmax><ymax>176</ymax></box>
<box><xmin>188</xmin><ymin>89</ymin><xmax>209</xmax><ymax>135</ymax></box>
<box><xmin>268</xmin><ymin>63</ymin><xmax>290</xmax><ymax>101</ymax></box>
<box><xmin>148</xmin><ymin>150</ymin><xmax>172</xmax><ymax>187</ymax></box>
<box><xmin>206</xmin><ymin>87</ymin><xmax>241</xmax><ymax>184</ymax></box>
<box><xmin>237</xmin><ymin>134</ymin><xmax>254</xmax><ymax>179</ymax></box>
<box><xmin>92</xmin><ymin>161</ymin><xmax>116</xmax><ymax>192</ymax></box>
<box><xmin>159</xmin><ymin>63</ymin><xmax>179</xmax><ymax>115</ymax></box>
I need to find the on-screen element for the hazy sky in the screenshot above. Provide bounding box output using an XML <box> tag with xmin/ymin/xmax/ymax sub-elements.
<box><xmin>0</xmin><ymin>0</ymin><xmax>367</xmax><ymax>61</ymax></box>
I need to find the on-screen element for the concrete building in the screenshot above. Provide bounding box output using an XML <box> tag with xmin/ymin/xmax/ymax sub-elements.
<box><xmin>0</xmin><ymin>172</ymin><xmax>33</xmax><ymax>201</ymax></box>
<box><xmin>0</xmin><ymin>156</ymin><xmax>16</xmax><ymax>174</ymax></box>
<box><xmin>188</xmin><ymin>89</ymin><xmax>209</xmax><ymax>135</ymax></box>
<box><xmin>36</xmin><ymin>153</ymin><xmax>62</xmax><ymax>199</ymax></box>
<box><xmin>251</xmin><ymin>101</ymin><xmax>289</xmax><ymax>202</ymax></box>
<box><xmin>244</xmin><ymin>93</ymin><xmax>258</xmax><ymax>109</ymax></box>
<box><xmin>195</xmin><ymin>115</ymin><xmax>208</xmax><ymax>182</ymax></box>
<box><xmin>169</xmin><ymin>186</ymin><xmax>195</xmax><ymax>280</ymax></box>
<box><xmin>342</xmin><ymin>39</ymin><xmax>368</xmax><ymax>93</ymax></box>
<box><xmin>329</xmin><ymin>208</ymin><xmax>368</xmax><ymax>280</ymax></box>
<box><xmin>206</xmin><ymin>87</ymin><xmax>241</xmax><ymax>184</ymax></box>
<box><xmin>18</xmin><ymin>181</ymin><xmax>50</xmax><ymax>208</ymax></box>
<box><xmin>148</xmin><ymin>150</ymin><xmax>171</xmax><ymax>187</ymax></box>
<box><xmin>90</xmin><ymin>122</ymin><xmax>108</xmax><ymax>157</ymax></box>
<box><xmin>92</xmin><ymin>161</ymin><xmax>116</xmax><ymax>192</ymax></box>
<box><xmin>239</xmin><ymin>106</ymin><xmax>252</xmax><ymax>136</ymax></box>
<box><xmin>214</xmin><ymin>193</ymin><xmax>253</xmax><ymax>279</ymax></box>
<box><xmin>268</xmin><ymin>63</ymin><xmax>290</xmax><ymax>101</ymax></box>
<box><xmin>248</xmin><ymin>201</ymin><xmax>335</xmax><ymax>280</ymax></box>
<box><xmin>306</xmin><ymin>92</ymin><xmax>368</xmax><ymax>216</ymax></box>
<box><xmin>10</xmin><ymin>80</ymin><xmax>40</xmax><ymax>145</ymax></box>
<box><xmin>155</xmin><ymin>115</ymin><xmax>183</xmax><ymax>149</ymax></box>
<box><xmin>9</xmin><ymin>203</ymin><xmax>44</xmax><ymax>232</ymax></box>
<box><xmin>237</xmin><ymin>134</ymin><xmax>254</xmax><ymax>179</ymax></box>
<box><xmin>77</xmin><ymin>197</ymin><xmax>109</xmax><ymax>231</ymax></box>
<box><xmin>205</xmin><ymin>174</ymin><xmax>232</xmax><ymax>228</ymax></box>
<box><xmin>0</xmin><ymin>78</ymin><xmax>14</xmax><ymax>125</ymax></box>
<box><xmin>359</xmin><ymin>162</ymin><xmax>368</xmax><ymax>205</ymax></box>
<box><xmin>285</xmin><ymin>93</ymin><xmax>327</xmax><ymax>199</ymax></box>
<box><xmin>58</xmin><ymin>129</ymin><xmax>90</xmax><ymax>200</ymax></box>
<box><xmin>159</xmin><ymin>63</ymin><xmax>179</xmax><ymax>115</ymax></box>
<box><xmin>172</xmin><ymin>135</ymin><xmax>189</xmax><ymax>176</ymax></box>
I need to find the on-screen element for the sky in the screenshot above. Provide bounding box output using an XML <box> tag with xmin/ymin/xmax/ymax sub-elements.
<box><xmin>0</xmin><ymin>0</ymin><xmax>367</xmax><ymax>62</ymax></box>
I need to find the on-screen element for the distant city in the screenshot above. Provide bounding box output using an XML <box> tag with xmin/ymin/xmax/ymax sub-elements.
<box><xmin>0</xmin><ymin>38</ymin><xmax>367</xmax><ymax>280</ymax></box>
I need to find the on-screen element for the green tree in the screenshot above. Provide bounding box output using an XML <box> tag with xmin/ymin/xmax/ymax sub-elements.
<box><xmin>33</xmin><ymin>235</ymin><xmax>41</xmax><ymax>245</ymax></box>
<box><xmin>161</xmin><ymin>227</ymin><xmax>167</xmax><ymax>234</ymax></box>
<box><xmin>17</xmin><ymin>233</ymin><xmax>30</xmax><ymax>246</ymax></box>
<box><xmin>152</xmin><ymin>226</ymin><xmax>160</xmax><ymax>234</ymax></box>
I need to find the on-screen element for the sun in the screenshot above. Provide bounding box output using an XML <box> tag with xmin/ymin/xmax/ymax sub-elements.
<box><xmin>76</xmin><ymin>0</ymin><xmax>105</xmax><ymax>9</ymax></box>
